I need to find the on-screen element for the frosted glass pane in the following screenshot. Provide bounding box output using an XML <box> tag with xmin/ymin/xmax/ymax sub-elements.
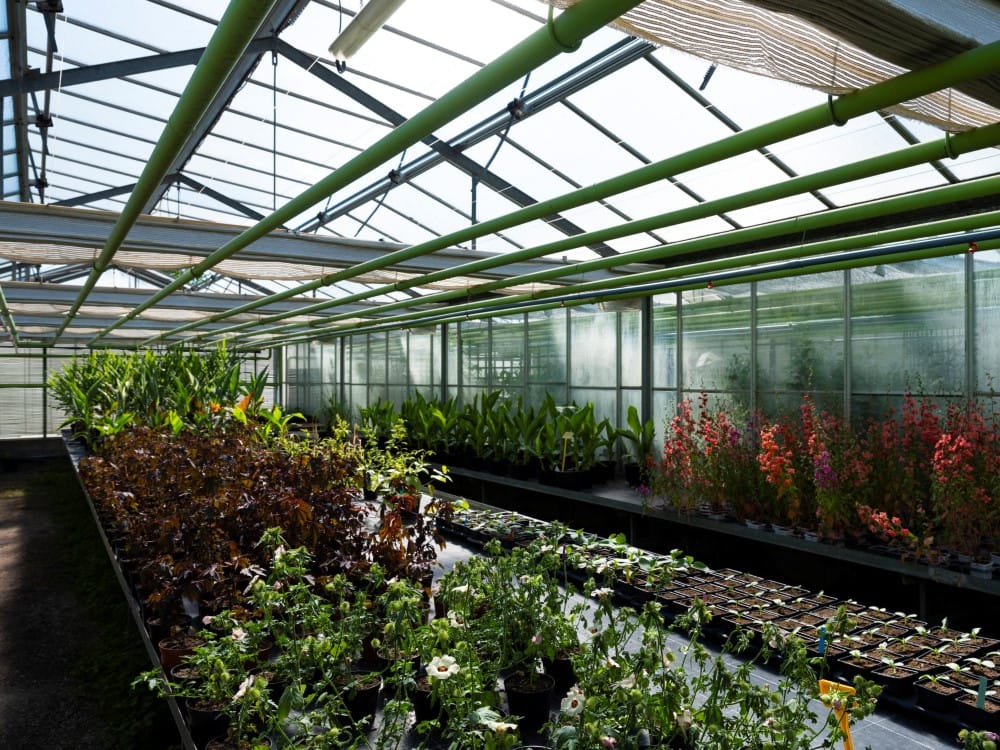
<box><xmin>681</xmin><ymin>285</ymin><xmax>752</xmax><ymax>398</ymax></box>
<box><xmin>446</xmin><ymin>328</ymin><xmax>459</xmax><ymax>392</ymax></box>
<box><xmin>568</xmin><ymin>387</ymin><xmax>614</xmax><ymax>417</ymax></box>
<box><xmin>527</xmin><ymin>310</ymin><xmax>566</xmax><ymax>385</ymax></box>
<box><xmin>368</xmin><ymin>334</ymin><xmax>387</xmax><ymax>387</ymax></box>
<box><xmin>387</xmin><ymin>331</ymin><xmax>408</xmax><ymax>386</ymax></box>
<box><xmin>350</xmin><ymin>337</ymin><xmax>367</xmax><ymax>386</ymax></box>
<box><xmin>757</xmin><ymin>272</ymin><xmax>845</xmax><ymax>415</ymax></box>
<box><xmin>651</xmin><ymin>390</ymin><xmax>675</xmax><ymax>454</ymax></box>
<box><xmin>571</xmin><ymin>306</ymin><xmax>616</xmax><ymax>388</ymax></box>
<box><xmin>975</xmin><ymin>252</ymin><xmax>1000</xmax><ymax>392</ymax></box>
<box><xmin>621</xmin><ymin>309</ymin><xmax>642</xmax><ymax>388</ymax></box>
<box><xmin>491</xmin><ymin>317</ymin><xmax>525</xmax><ymax>395</ymax></box>
<box><xmin>408</xmin><ymin>333</ymin><xmax>433</xmax><ymax>386</ymax></box>
<box><xmin>652</xmin><ymin>296</ymin><xmax>677</xmax><ymax>389</ymax></box>
<box><xmin>851</xmin><ymin>259</ymin><xmax>965</xmax><ymax>395</ymax></box>
<box><xmin>460</xmin><ymin>320</ymin><xmax>489</xmax><ymax>388</ymax></box>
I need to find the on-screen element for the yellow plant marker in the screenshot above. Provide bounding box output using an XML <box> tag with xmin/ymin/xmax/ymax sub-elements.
<box><xmin>819</xmin><ymin>679</ymin><xmax>856</xmax><ymax>750</ymax></box>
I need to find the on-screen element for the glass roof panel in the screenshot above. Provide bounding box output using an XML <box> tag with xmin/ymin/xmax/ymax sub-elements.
<box><xmin>4</xmin><ymin>0</ymin><xmax>1000</xmax><ymax>348</ymax></box>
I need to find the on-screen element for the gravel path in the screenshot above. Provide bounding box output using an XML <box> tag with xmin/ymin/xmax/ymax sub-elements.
<box><xmin>0</xmin><ymin>455</ymin><xmax>176</xmax><ymax>750</ymax></box>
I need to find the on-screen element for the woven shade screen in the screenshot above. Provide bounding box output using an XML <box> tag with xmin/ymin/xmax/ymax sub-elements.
<box><xmin>0</xmin><ymin>241</ymin><xmax>562</xmax><ymax>296</ymax></box>
<box><xmin>549</xmin><ymin>0</ymin><xmax>1000</xmax><ymax>131</ymax></box>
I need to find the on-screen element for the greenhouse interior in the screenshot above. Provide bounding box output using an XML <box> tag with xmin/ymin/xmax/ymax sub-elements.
<box><xmin>2</xmin><ymin>0</ymin><xmax>1000</xmax><ymax>748</ymax></box>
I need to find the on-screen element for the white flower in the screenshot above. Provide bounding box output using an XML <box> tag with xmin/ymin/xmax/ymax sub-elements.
<box><xmin>675</xmin><ymin>707</ymin><xmax>694</xmax><ymax>729</ymax></box>
<box><xmin>531</xmin><ymin>632</ymin><xmax>543</xmax><ymax>645</ymax></box>
<box><xmin>231</xmin><ymin>627</ymin><xmax>246</xmax><ymax>642</ymax></box>
<box><xmin>482</xmin><ymin>718</ymin><xmax>518</xmax><ymax>734</ymax></box>
<box><xmin>233</xmin><ymin>675</ymin><xmax>254</xmax><ymax>701</ymax></box>
<box><xmin>451</xmin><ymin>584</ymin><xmax>470</xmax><ymax>595</ymax></box>
<box><xmin>426</xmin><ymin>654</ymin><xmax>460</xmax><ymax>681</ymax></box>
<box><xmin>448</xmin><ymin>611</ymin><xmax>467</xmax><ymax>629</ymax></box>
<box><xmin>201</xmin><ymin>615</ymin><xmax>214</xmax><ymax>626</ymax></box>
<box><xmin>561</xmin><ymin>687</ymin><xmax>585</xmax><ymax>716</ymax></box>
<box><xmin>615</xmin><ymin>674</ymin><xmax>636</xmax><ymax>690</ymax></box>
<box><xmin>592</xmin><ymin>587</ymin><xmax>615</xmax><ymax>600</ymax></box>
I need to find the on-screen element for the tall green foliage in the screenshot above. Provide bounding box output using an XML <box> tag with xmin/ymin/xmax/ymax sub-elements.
<box><xmin>49</xmin><ymin>343</ymin><xmax>256</xmax><ymax>446</ymax></box>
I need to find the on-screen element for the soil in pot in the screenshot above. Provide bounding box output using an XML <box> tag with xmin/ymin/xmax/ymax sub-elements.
<box><xmin>870</xmin><ymin>665</ymin><xmax>918</xmax><ymax>699</ymax></box>
<box><xmin>158</xmin><ymin>633</ymin><xmax>204</xmax><ymax>672</ymax></box>
<box><xmin>956</xmin><ymin>693</ymin><xmax>1000</xmax><ymax>730</ymax></box>
<box><xmin>185</xmin><ymin>697</ymin><xmax>229</xmax><ymax>745</ymax></box>
<box><xmin>915</xmin><ymin>679</ymin><xmax>961</xmax><ymax>714</ymax></box>
<box><xmin>504</xmin><ymin>671</ymin><xmax>554</xmax><ymax>733</ymax></box>
<box><xmin>336</xmin><ymin>670</ymin><xmax>382</xmax><ymax>728</ymax></box>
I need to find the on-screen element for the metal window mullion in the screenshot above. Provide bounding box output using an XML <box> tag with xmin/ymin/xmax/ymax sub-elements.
<box><xmin>749</xmin><ymin>282</ymin><xmax>757</xmax><ymax>413</ymax></box>
<box><xmin>42</xmin><ymin>346</ymin><xmax>48</xmax><ymax>437</ymax></box>
<box><xmin>564</xmin><ymin>306</ymin><xmax>571</xmax><ymax>404</ymax></box>
<box><xmin>641</xmin><ymin>296</ymin><xmax>653</xmax><ymax>425</ymax></box>
<box><xmin>966</xmin><ymin>250</ymin><xmax>975</xmax><ymax>399</ymax></box>
<box><xmin>676</xmin><ymin>292</ymin><xmax>684</xmax><ymax>407</ymax></box>
<box><xmin>844</xmin><ymin>270</ymin><xmax>853</xmax><ymax>423</ymax></box>
<box><xmin>616</xmin><ymin>308</ymin><xmax>623</xmax><ymax>443</ymax></box>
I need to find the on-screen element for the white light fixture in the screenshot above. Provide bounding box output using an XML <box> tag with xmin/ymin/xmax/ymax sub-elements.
<box><xmin>329</xmin><ymin>0</ymin><xmax>408</xmax><ymax>63</ymax></box>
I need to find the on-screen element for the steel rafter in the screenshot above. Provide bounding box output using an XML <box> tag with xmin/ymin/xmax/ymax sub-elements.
<box><xmin>139</xmin><ymin>0</ymin><xmax>311</xmax><ymax>215</ymax></box>
<box><xmin>294</xmin><ymin>36</ymin><xmax>656</xmax><ymax>234</ymax></box>
<box><xmin>278</xmin><ymin>40</ymin><xmax>621</xmax><ymax>258</ymax></box>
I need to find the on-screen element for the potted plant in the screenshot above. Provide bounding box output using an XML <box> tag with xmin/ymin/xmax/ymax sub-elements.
<box><xmin>619</xmin><ymin>404</ymin><xmax>655</xmax><ymax>488</ymax></box>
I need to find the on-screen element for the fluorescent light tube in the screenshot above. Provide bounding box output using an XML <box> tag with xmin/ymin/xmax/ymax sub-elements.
<box><xmin>329</xmin><ymin>0</ymin><xmax>408</xmax><ymax>62</ymax></box>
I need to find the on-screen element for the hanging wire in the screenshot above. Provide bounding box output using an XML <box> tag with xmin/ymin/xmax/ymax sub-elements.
<box><xmin>354</xmin><ymin>147</ymin><xmax>407</xmax><ymax>237</ymax></box>
<box><xmin>272</xmin><ymin>49</ymin><xmax>278</xmax><ymax>212</ymax></box>
<box><xmin>471</xmin><ymin>71</ymin><xmax>531</xmax><ymax>250</ymax></box>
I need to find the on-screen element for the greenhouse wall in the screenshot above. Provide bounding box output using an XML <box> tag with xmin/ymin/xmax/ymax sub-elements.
<box><xmin>286</xmin><ymin>252</ymin><xmax>1000</xmax><ymax>429</ymax></box>
<box><xmin>0</xmin><ymin>348</ymin><xmax>275</xmax><ymax>438</ymax></box>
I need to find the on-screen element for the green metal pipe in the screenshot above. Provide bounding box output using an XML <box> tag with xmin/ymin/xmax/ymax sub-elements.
<box><xmin>93</xmin><ymin>0</ymin><xmax>646</xmax><ymax>344</ymax></box>
<box><xmin>187</xmin><ymin>120</ymin><xmax>1000</xmax><ymax>344</ymax></box>
<box><xmin>0</xmin><ymin>285</ymin><xmax>19</xmax><ymax>347</ymax></box>
<box><xmin>243</xmin><ymin>236</ymin><xmax>1000</xmax><ymax>350</ymax></box>
<box><xmin>55</xmin><ymin>0</ymin><xmax>280</xmax><ymax>341</ymax></box>
<box><xmin>246</xmin><ymin>220</ymin><xmax>1000</xmax><ymax>345</ymax></box>
<box><xmin>157</xmin><ymin>39</ymin><xmax>1000</xmax><ymax>346</ymax></box>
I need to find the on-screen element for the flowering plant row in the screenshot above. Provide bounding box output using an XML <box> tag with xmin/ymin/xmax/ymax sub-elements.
<box><xmin>651</xmin><ymin>393</ymin><xmax>999</xmax><ymax>562</ymax></box>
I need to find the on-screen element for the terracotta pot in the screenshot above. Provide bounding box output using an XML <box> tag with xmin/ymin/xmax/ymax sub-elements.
<box><xmin>158</xmin><ymin>634</ymin><xmax>204</xmax><ymax>672</ymax></box>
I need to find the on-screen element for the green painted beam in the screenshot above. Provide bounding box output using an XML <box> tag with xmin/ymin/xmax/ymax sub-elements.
<box><xmin>188</xmin><ymin>120</ymin><xmax>1000</xmax><ymax>345</ymax></box>
<box><xmin>242</xmin><ymin>235</ymin><xmax>1000</xmax><ymax>350</ymax></box>
<box><xmin>155</xmin><ymin>38</ymin><xmax>1000</xmax><ymax>347</ymax></box>
<box><xmin>54</xmin><ymin>0</ymin><xmax>280</xmax><ymax>342</ymax></box>
<box><xmin>250</xmin><ymin>197</ymin><xmax>1000</xmax><ymax>342</ymax></box>
<box><xmin>0</xmin><ymin>285</ymin><xmax>19</xmax><ymax>346</ymax></box>
<box><xmin>92</xmin><ymin>0</ymin><xmax>646</xmax><ymax>345</ymax></box>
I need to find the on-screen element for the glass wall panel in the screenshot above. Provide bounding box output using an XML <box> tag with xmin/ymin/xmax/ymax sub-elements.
<box><xmin>652</xmin><ymin>294</ymin><xmax>677</xmax><ymax>392</ymax></box>
<box><xmin>460</xmin><ymin>319</ymin><xmax>490</xmax><ymax>392</ymax></box>
<box><xmin>975</xmin><ymin>250</ymin><xmax>1000</xmax><ymax>392</ymax></box>
<box><xmin>850</xmin><ymin>258</ymin><xmax>965</xmax><ymax>401</ymax></box>
<box><xmin>408</xmin><ymin>330</ymin><xmax>434</xmax><ymax>389</ymax></box>
<box><xmin>757</xmin><ymin>272</ymin><xmax>845</xmax><ymax>416</ymax></box>
<box><xmin>620</xmin><ymin>308</ymin><xmax>643</xmax><ymax>389</ymax></box>
<box><xmin>569</xmin><ymin>387</ymin><xmax>617</xmax><ymax>427</ymax></box>
<box><xmin>446</xmin><ymin>325</ymin><xmax>459</xmax><ymax>397</ymax></box>
<box><xmin>491</xmin><ymin>314</ymin><xmax>525</xmax><ymax>398</ymax></box>
<box><xmin>526</xmin><ymin>309</ymin><xmax>567</xmax><ymax>407</ymax></box>
<box><xmin>650</xmin><ymin>389</ymin><xmax>675</xmax><ymax>454</ymax></box>
<box><xmin>367</xmin><ymin>333</ymin><xmax>387</xmax><ymax>404</ymax></box>
<box><xmin>680</xmin><ymin>284</ymin><xmax>752</xmax><ymax>402</ymax></box>
<box><xmin>387</xmin><ymin>330</ymin><xmax>408</xmax><ymax>390</ymax></box>
<box><xmin>571</xmin><ymin>305</ymin><xmax>617</xmax><ymax>388</ymax></box>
